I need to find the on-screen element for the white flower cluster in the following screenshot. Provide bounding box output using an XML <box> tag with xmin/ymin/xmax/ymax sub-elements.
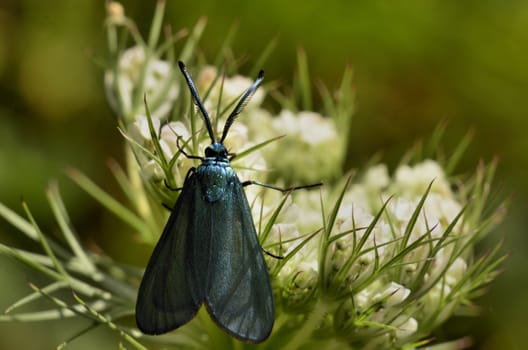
<box><xmin>105</xmin><ymin>45</ymin><xmax>179</xmax><ymax>123</ymax></box>
<box><xmin>195</xmin><ymin>66</ymin><xmax>266</xmax><ymax>112</ymax></box>
<box><xmin>272</xmin><ymin>160</ymin><xmax>468</xmax><ymax>344</ymax></box>
<box><xmin>251</xmin><ymin>109</ymin><xmax>344</xmax><ymax>184</ymax></box>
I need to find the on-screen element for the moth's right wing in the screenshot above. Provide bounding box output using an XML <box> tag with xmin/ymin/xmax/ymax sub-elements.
<box><xmin>135</xmin><ymin>174</ymin><xmax>202</xmax><ymax>335</ymax></box>
<box><xmin>204</xmin><ymin>179</ymin><xmax>274</xmax><ymax>343</ymax></box>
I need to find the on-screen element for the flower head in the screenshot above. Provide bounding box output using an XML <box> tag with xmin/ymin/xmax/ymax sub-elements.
<box><xmin>105</xmin><ymin>45</ymin><xmax>179</xmax><ymax>123</ymax></box>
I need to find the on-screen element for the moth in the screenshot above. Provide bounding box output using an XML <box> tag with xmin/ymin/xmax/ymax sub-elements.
<box><xmin>136</xmin><ymin>61</ymin><xmax>273</xmax><ymax>343</ymax></box>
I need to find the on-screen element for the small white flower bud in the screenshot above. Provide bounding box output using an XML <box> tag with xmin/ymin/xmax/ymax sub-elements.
<box><xmin>363</xmin><ymin>164</ymin><xmax>390</xmax><ymax>192</ymax></box>
<box><xmin>107</xmin><ymin>1</ymin><xmax>125</xmax><ymax>23</ymax></box>
<box><xmin>393</xmin><ymin>315</ymin><xmax>418</xmax><ymax>339</ymax></box>
<box><xmin>373</xmin><ymin>282</ymin><xmax>411</xmax><ymax>307</ymax></box>
<box><xmin>262</xmin><ymin>109</ymin><xmax>343</xmax><ymax>183</ymax></box>
<box><xmin>392</xmin><ymin>159</ymin><xmax>452</xmax><ymax>198</ymax></box>
<box><xmin>128</xmin><ymin>115</ymin><xmax>160</xmax><ymax>144</ymax></box>
<box><xmin>159</xmin><ymin>121</ymin><xmax>191</xmax><ymax>157</ymax></box>
<box><xmin>445</xmin><ymin>257</ymin><xmax>467</xmax><ymax>287</ymax></box>
<box><xmin>105</xmin><ymin>46</ymin><xmax>179</xmax><ymax>122</ymax></box>
<box><xmin>196</xmin><ymin>66</ymin><xmax>265</xmax><ymax>113</ymax></box>
<box><xmin>142</xmin><ymin>160</ymin><xmax>164</xmax><ymax>182</ymax></box>
<box><xmin>280</xmin><ymin>263</ymin><xmax>319</xmax><ymax>311</ymax></box>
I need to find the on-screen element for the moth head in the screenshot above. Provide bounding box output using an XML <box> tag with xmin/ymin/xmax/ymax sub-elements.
<box><xmin>205</xmin><ymin>142</ymin><xmax>228</xmax><ymax>160</ymax></box>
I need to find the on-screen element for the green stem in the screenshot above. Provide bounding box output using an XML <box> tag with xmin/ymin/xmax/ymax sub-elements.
<box><xmin>281</xmin><ymin>299</ymin><xmax>333</xmax><ymax>350</ymax></box>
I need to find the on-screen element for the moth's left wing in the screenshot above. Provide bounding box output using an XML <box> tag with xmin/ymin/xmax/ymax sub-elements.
<box><xmin>135</xmin><ymin>174</ymin><xmax>203</xmax><ymax>334</ymax></box>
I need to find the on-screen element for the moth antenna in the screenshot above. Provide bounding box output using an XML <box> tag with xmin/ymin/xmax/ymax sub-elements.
<box><xmin>220</xmin><ymin>69</ymin><xmax>264</xmax><ymax>143</ymax></box>
<box><xmin>178</xmin><ymin>61</ymin><xmax>216</xmax><ymax>143</ymax></box>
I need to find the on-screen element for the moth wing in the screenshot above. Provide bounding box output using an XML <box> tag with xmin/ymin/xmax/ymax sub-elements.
<box><xmin>204</xmin><ymin>179</ymin><xmax>274</xmax><ymax>343</ymax></box>
<box><xmin>135</xmin><ymin>174</ymin><xmax>203</xmax><ymax>334</ymax></box>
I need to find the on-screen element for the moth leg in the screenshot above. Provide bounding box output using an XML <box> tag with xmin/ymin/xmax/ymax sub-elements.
<box><xmin>262</xmin><ymin>249</ymin><xmax>284</xmax><ymax>260</ymax></box>
<box><xmin>162</xmin><ymin>168</ymin><xmax>196</xmax><ymax>211</ymax></box>
<box><xmin>241</xmin><ymin>180</ymin><xmax>322</xmax><ymax>193</ymax></box>
<box><xmin>162</xmin><ymin>179</ymin><xmax>182</xmax><ymax>210</ymax></box>
<box><xmin>176</xmin><ymin>135</ymin><xmax>203</xmax><ymax>160</ymax></box>
<box><xmin>161</xmin><ymin>202</ymin><xmax>174</xmax><ymax>212</ymax></box>
<box><xmin>164</xmin><ymin>179</ymin><xmax>183</xmax><ymax>192</ymax></box>
<box><xmin>241</xmin><ymin>181</ymin><xmax>321</xmax><ymax>261</ymax></box>
<box><xmin>163</xmin><ymin>165</ymin><xmax>197</xmax><ymax>194</ymax></box>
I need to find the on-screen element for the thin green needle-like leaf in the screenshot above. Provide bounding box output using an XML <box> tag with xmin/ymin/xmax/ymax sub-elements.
<box><xmin>270</xmin><ymin>89</ymin><xmax>297</xmax><ymax>112</ymax></box>
<box><xmin>0</xmin><ymin>308</ymin><xmax>81</xmax><ymax>322</ymax></box>
<box><xmin>250</xmin><ymin>37</ymin><xmax>278</xmax><ymax>78</ymax></box>
<box><xmin>57</xmin><ymin>323</ymin><xmax>100</xmax><ymax>350</ymax></box>
<box><xmin>107</xmin><ymin>158</ymin><xmax>136</xmax><ymax>205</ymax></box>
<box><xmin>318</xmin><ymin>83</ymin><xmax>337</xmax><ymax>124</ymax></box>
<box><xmin>0</xmin><ymin>243</ymin><xmax>110</xmax><ymax>300</ymax></box>
<box><xmin>128</xmin><ymin>1</ymin><xmax>166</xmax><ymax>117</ymax></box>
<box><xmin>143</xmin><ymin>98</ymin><xmax>161</xmax><ymax>134</ymax></box>
<box><xmin>425</xmin><ymin>121</ymin><xmax>447</xmax><ymax>160</ymax></box>
<box><xmin>358</xmin><ymin>197</ymin><xmax>392</xmax><ymax>253</ymax></box>
<box><xmin>22</xmin><ymin>200</ymin><xmax>70</xmax><ymax>281</ymax></box>
<box><xmin>446</xmin><ymin>129</ymin><xmax>474</xmax><ymax>175</ymax></box>
<box><xmin>213</xmin><ymin>21</ymin><xmax>239</xmax><ymax>68</ymax></box>
<box><xmin>0</xmin><ymin>202</ymin><xmax>70</xmax><ymax>258</ymax></box>
<box><xmin>334</xmin><ymin>199</ymin><xmax>392</xmax><ymax>286</ymax></box>
<box><xmin>259</xmin><ymin>192</ymin><xmax>293</xmax><ymax>244</ymax></box>
<box><xmin>378</xmin><ymin>229</ymin><xmax>437</xmax><ymax>280</ymax></box>
<box><xmin>66</xmin><ymin>168</ymin><xmax>149</xmax><ymax>235</ymax></box>
<box><xmin>72</xmin><ymin>293</ymin><xmax>147</xmax><ymax>350</ymax></box>
<box><xmin>1</xmin><ymin>283</ymin><xmax>108</xmax><ymax>323</ymax></box>
<box><xmin>402</xmin><ymin>339</ymin><xmax>433</xmax><ymax>350</ymax></box>
<box><xmin>214</xmin><ymin>70</ymin><xmax>226</xmax><ymax>134</ymax></box>
<box><xmin>271</xmin><ymin>229</ymin><xmax>321</xmax><ymax>276</ymax></box>
<box><xmin>155</xmin><ymin>27</ymin><xmax>188</xmax><ymax>58</ymax></box>
<box><xmin>4</xmin><ymin>281</ymin><xmax>68</xmax><ymax>314</ymax></box>
<box><xmin>118</xmin><ymin>127</ymin><xmax>159</xmax><ymax>164</ymax></box>
<box><xmin>1</xmin><ymin>245</ymin><xmax>93</xmax><ymax>277</ymax></box>
<box><xmin>265</xmin><ymin>229</ymin><xmax>319</xmax><ymax>249</ymax></box>
<box><xmin>143</xmin><ymin>95</ymin><xmax>175</xmax><ymax>185</ymax></box>
<box><xmin>231</xmin><ymin>135</ymin><xmax>285</xmax><ymax>162</ymax></box>
<box><xmin>146</xmin><ymin>0</ymin><xmax>165</xmax><ymax>50</ymax></box>
<box><xmin>319</xmin><ymin>175</ymin><xmax>352</xmax><ymax>290</ymax></box>
<box><xmin>29</xmin><ymin>283</ymin><xmax>102</xmax><ymax>322</ymax></box>
<box><xmin>323</xmin><ymin>176</ymin><xmax>353</xmax><ymax>242</ymax></box>
<box><xmin>47</xmin><ymin>182</ymin><xmax>96</xmax><ymax>274</ymax></box>
<box><xmin>296</xmin><ymin>48</ymin><xmax>312</xmax><ymax>111</ymax></box>
<box><xmin>413</xmin><ymin>207</ymin><xmax>467</xmax><ymax>292</ymax></box>
<box><xmin>400</xmin><ymin>181</ymin><xmax>434</xmax><ymax>249</ymax></box>
<box><xmin>179</xmin><ymin>17</ymin><xmax>207</xmax><ymax>64</ymax></box>
<box><xmin>0</xmin><ymin>202</ymin><xmax>35</xmax><ymax>240</ymax></box>
<box><xmin>318</xmin><ymin>66</ymin><xmax>355</xmax><ymax>138</ymax></box>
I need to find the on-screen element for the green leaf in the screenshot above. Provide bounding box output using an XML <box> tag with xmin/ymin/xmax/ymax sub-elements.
<box><xmin>22</xmin><ymin>200</ymin><xmax>71</xmax><ymax>281</ymax></box>
<box><xmin>47</xmin><ymin>182</ymin><xmax>96</xmax><ymax>274</ymax></box>
<box><xmin>66</xmin><ymin>167</ymin><xmax>150</xmax><ymax>236</ymax></box>
<box><xmin>72</xmin><ymin>293</ymin><xmax>147</xmax><ymax>350</ymax></box>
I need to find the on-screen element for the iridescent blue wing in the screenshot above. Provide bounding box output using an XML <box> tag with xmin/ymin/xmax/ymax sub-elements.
<box><xmin>135</xmin><ymin>172</ymin><xmax>203</xmax><ymax>334</ymax></box>
<box><xmin>202</xmin><ymin>177</ymin><xmax>274</xmax><ymax>343</ymax></box>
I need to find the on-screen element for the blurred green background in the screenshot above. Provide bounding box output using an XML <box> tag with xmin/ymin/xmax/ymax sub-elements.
<box><xmin>1</xmin><ymin>0</ymin><xmax>527</xmax><ymax>348</ymax></box>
